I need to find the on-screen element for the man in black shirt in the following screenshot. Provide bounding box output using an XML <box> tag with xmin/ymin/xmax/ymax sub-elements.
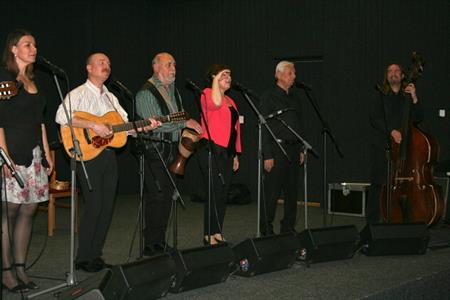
<box><xmin>259</xmin><ymin>61</ymin><xmax>304</xmax><ymax>235</ymax></box>
<box><xmin>367</xmin><ymin>63</ymin><xmax>423</xmax><ymax>224</ymax></box>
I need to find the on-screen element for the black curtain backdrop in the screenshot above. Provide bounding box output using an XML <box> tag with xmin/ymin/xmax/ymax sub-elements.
<box><xmin>2</xmin><ymin>0</ymin><xmax>449</xmax><ymax>205</ymax></box>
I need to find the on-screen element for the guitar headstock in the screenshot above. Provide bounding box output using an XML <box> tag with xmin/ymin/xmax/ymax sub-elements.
<box><xmin>156</xmin><ymin>111</ymin><xmax>190</xmax><ymax>123</ymax></box>
<box><xmin>0</xmin><ymin>81</ymin><xmax>18</xmax><ymax>100</ymax></box>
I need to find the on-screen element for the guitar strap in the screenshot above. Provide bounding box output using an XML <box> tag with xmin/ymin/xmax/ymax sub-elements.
<box><xmin>143</xmin><ymin>81</ymin><xmax>183</xmax><ymax>115</ymax></box>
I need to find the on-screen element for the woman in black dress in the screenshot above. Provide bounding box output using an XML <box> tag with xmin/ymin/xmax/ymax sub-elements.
<box><xmin>1</xmin><ymin>29</ymin><xmax>54</xmax><ymax>293</ymax></box>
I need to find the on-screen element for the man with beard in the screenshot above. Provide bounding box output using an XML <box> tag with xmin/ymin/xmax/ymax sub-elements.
<box><xmin>55</xmin><ymin>53</ymin><xmax>159</xmax><ymax>271</ymax></box>
<box><xmin>136</xmin><ymin>52</ymin><xmax>201</xmax><ymax>256</ymax></box>
<box><xmin>367</xmin><ymin>63</ymin><xmax>424</xmax><ymax>224</ymax></box>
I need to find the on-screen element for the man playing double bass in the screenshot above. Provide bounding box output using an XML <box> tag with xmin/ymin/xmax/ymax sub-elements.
<box><xmin>367</xmin><ymin>63</ymin><xmax>424</xmax><ymax>224</ymax></box>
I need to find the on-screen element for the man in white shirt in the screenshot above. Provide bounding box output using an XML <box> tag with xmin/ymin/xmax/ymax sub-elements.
<box><xmin>55</xmin><ymin>52</ymin><xmax>158</xmax><ymax>272</ymax></box>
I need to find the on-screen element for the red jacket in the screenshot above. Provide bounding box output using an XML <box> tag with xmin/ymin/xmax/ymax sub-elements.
<box><xmin>200</xmin><ymin>88</ymin><xmax>241</xmax><ymax>153</ymax></box>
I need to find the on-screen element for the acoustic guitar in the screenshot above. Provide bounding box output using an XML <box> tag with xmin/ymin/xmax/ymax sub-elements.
<box><xmin>0</xmin><ymin>81</ymin><xmax>18</xmax><ymax>100</ymax></box>
<box><xmin>60</xmin><ymin>111</ymin><xmax>188</xmax><ymax>161</ymax></box>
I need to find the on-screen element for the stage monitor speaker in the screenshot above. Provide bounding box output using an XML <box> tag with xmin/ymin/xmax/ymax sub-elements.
<box><xmin>58</xmin><ymin>269</ymin><xmax>110</xmax><ymax>299</ymax></box>
<box><xmin>297</xmin><ymin>225</ymin><xmax>359</xmax><ymax>265</ymax></box>
<box><xmin>170</xmin><ymin>243</ymin><xmax>235</xmax><ymax>293</ymax></box>
<box><xmin>59</xmin><ymin>254</ymin><xmax>176</xmax><ymax>300</ymax></box>
<box><xmin>232</xmin><ymin>232</ymin><xmax>300</xmax><ymax>277</ymax></box>
<box><xmin>360</xmin><ymin>222</ymin><xmax>430</xmax><ymax>256</ymax></box>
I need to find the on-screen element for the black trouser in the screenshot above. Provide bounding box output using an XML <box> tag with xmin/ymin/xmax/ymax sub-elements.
<box><xmin>143</xmin><ymin>146</ymin><xmax>177</xmax><ymax>246</ymax></box>
<box><xmin>198</xmin><ymin>141</ymin><xmax>234</xmax><ymax>236</ymax></box>
<box><xmin>76</xmin><ymin>150</ymin><xmax>118</xmax><ymax>262</ymax></box>
<box><xmin>261</xmin><ymin>143</ymin><xmax>301</xmax><ymax>234</ymax></box>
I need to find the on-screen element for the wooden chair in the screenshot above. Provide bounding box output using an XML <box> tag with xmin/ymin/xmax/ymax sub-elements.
<box><xmin>44</xmin><ymin>150</ymin><xmax>79</xmax><ymax>236</ymax></box>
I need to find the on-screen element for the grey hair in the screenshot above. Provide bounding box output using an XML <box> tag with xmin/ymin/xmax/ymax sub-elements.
<box><xmin>152</xmin><ymin>52</ymin><xmax>172</xmax><ymax>66</ymax></box>
<box><xmin>275</xmin><ymin>60</ymin><xmax>294</xmax><ymax>73</ymax></box>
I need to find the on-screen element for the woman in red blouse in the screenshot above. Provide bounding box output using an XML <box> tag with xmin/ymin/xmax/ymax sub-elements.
<box><xmin>199</xmin><ymin>64</ymin><xmax>241</xmax><ymax>245</ymax></box>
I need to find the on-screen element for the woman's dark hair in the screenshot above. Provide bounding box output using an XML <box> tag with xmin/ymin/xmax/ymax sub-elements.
<box><xmin>204</xmin><ymin>63</ymin><xmax>231</xmax><ymax>87</ymax></box>
<box><xmin>2</xmin><ymin>28</ymin><xmax>35</xmax><ymax>78</ymax></box>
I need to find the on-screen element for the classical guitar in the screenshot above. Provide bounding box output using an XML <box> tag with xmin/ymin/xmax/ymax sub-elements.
<box><xmin>60</xmin><ymin>111</ymin><xmax>188</xmax><ymax>161</ymax></box>
<box><xmin>0</xmin><ymin>81</ymin><xmax>18</xmax><ymax>100</ymax></box>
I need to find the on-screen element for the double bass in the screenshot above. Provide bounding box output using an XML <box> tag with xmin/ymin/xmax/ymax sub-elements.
<box><xmin>380</xmin><ymin>52</ymin><xmax>444</xmax><ymax>226</ymax></box>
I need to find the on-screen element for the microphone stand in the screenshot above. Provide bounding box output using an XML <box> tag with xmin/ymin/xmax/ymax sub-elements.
<box><xmin>274</xmin><ymin>117</ymin><xmax>318</xmax><ymax>229</ymax></box>
<box><xmin>148</xmin><ymin>138</ymin><xmax>186</xmax><ymax>252</ymax></box>
<box><xmin>127</xmin><ymin>122</ymin><xmax>148</xmax><ymax>260</ymax></box>
<box><xmin>301</xmin><ymin>87</ymin><xmax>343</xmax><ymax>227</ymax></box>
<box><xmin>187</xmin><ymin>81</ymin><xmax>225</xmax><ymax>243</ymax></box>
<box><xmin>28</xmin><ymin>71</ymin><xmax>92</xmax><ymax>299</ymax></box>
<box><xmin>0</xmin><ymin>147</ymin><xmax>27</xmax><ymax>295</ymax></box>
<box><xmin>234</xmin><ymin>84</ymin><xmax>289</xmax><ymax>237</ymax></box>
<box><xmin>112</xmin><ymin>81</ymin><xmax>151</xmax><ymax>261</ymax></box>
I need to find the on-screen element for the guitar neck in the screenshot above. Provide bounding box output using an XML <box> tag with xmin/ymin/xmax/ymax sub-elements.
<box><xmin>111</xmin><ymin>114</ymin><xmax>174</xmax><ymax>133</ymax></box>
<box><xmin>112</xmin><ymin>119</ymin><xmax>152</xmax><ymax>133</ymax></box>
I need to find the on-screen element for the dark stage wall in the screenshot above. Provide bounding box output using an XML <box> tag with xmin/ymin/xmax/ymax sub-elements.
<box><xmin>2</xmin><ymin>0</ymin><xmax>449</xmax><ymax>203</ymax></box>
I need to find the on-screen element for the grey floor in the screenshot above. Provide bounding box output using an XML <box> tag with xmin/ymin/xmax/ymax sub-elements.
<box><xmin>2</xmin><ymin>194</ymin><xmax>450</xmax><ymax>300</ymax></box>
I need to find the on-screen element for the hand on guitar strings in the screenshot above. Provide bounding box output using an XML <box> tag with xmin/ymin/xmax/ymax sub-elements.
<box><xmin>141</xmin><ymin>117</ymin><xmax>161</xmax><ymax>132</ymax></box>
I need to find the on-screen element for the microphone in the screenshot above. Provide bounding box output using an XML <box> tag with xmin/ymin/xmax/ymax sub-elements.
<box><xmin>36</xmin><ymin>56</ymin><xmax>66</xmax><ymax>76</ymax></box>
<box><xmin>111</xmin><ymin>77</ymin><xmax>133</xmax><ymax>97</ymax></box>
<box><xmin>0</xmin><ymin>147</ymin><xmax>25</xmax><ymax>188</ymax></box>
<box><xmin>231</xmin><ymin>81</ymin><xmax>248</xmax><ymax>92</ymax></box>
<box><xmin>294</xmin><ymin>81</ymin><xmax>312</xmax><ymax>91</ymax></box>
<box><xmin>186</xmin><ymin>78</ymin><xmax>204</xmax><ymax>94</ymax></box>
<box><xmin>264</xmin><ymin>108</ymin><xmax>291</xmax><ymax>119</ymax></box>
<box><xmin>232</xmin><ymin>82</ymin><xmax>259</xmax><ymax>97</ymax></box>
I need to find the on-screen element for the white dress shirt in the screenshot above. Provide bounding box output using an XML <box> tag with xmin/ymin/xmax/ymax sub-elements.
<box><xmin>55</xmin><ymin>79</ymin><xmax>128</xmax><ymax>125</ymax></box>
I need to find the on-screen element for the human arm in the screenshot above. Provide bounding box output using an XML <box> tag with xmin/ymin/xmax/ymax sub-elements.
<box><xmin>210</xmin><ymin>70</ymin><xmax>229</xmax><ymax>107</ymax></box>
<box><xmin>0</xmin><ymin>128</ymin><xmax>12</xmax><ymax>177</ymax></box>
<box><xmin>405</xmin><ymin>83</ymin><xmax>424</xmax><ymax>124</ymax></box>
<box><xmin>41</xmin><ymin>124</ymin><xmax>54</xmax><ymax>175</ymax></box>
<box><xmin>233</xmin><ymin>155</ymin><xmax>239</xmax><ymax>172</ymax></box>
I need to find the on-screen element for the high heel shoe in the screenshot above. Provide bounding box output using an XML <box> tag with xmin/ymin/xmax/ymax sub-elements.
<box><xmin>14</xmin><ymin>263</ymin><xmax>39</xmax><ymax>290</ymax></box>
<box><xmin>18</xmin><ymin>279</ymin><xmax>39</xmax><ymax>290</ymax></box>
<box><xmin>203</xmin><ymin>236</ymin><xmax>219</xmax><ymax>246</ymax></box>
<box><xmin>213</xmin><ymin>234</ymin><xmax>228</xmax><ymax>245</ymax></box>
<box><xmin>2</xmin><ymin>267</ymin><xmax>29</xmax><ymax>293</ymax></box>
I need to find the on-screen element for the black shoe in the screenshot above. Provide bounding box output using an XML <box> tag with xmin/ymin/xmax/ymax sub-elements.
<box><xmin>13</xmin><ymin>263</ymin><xmax>39</xmax><ymax>290</ymax></box>
<box><xmin>153</xmin><ymin>243</ymin><xmax>173</xmax><ymax>253</ymax></box>
<box><xmin>92</xmin><ymin>257</ymin><xmax>112</xmax><ymax>269</ymax></box>
<box><xmin>143</xmin><ymin>246</ymin><xmax>157</xmax><ymax>257</ymax></box>
<box><xmin>2</xmin><ymin>266</ymin><xmax>29</xmax><ymax>293</ymax></box>
<box><xmin>280</xmin><ymin>228</ymin><xmax>298</xmax><ymax>235</ymax></box>
<box><xmin>75</xmin><ymin>260</ymin><xmax>102</xmax><ymax>273</ymax></box>
<box><xmin>18</xmin><ymin>279</ymin><xmax>39</xmax><ymax>290</ymax></box>
<box><xmin>260</xmin><ymin>230</ymin><xmax>275</xmax><ymax>236</ymax></box>
<box><xmin>2</xmin><ymin>282</ymin><xmax>29</xmax><ymax>293</ymax></box>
